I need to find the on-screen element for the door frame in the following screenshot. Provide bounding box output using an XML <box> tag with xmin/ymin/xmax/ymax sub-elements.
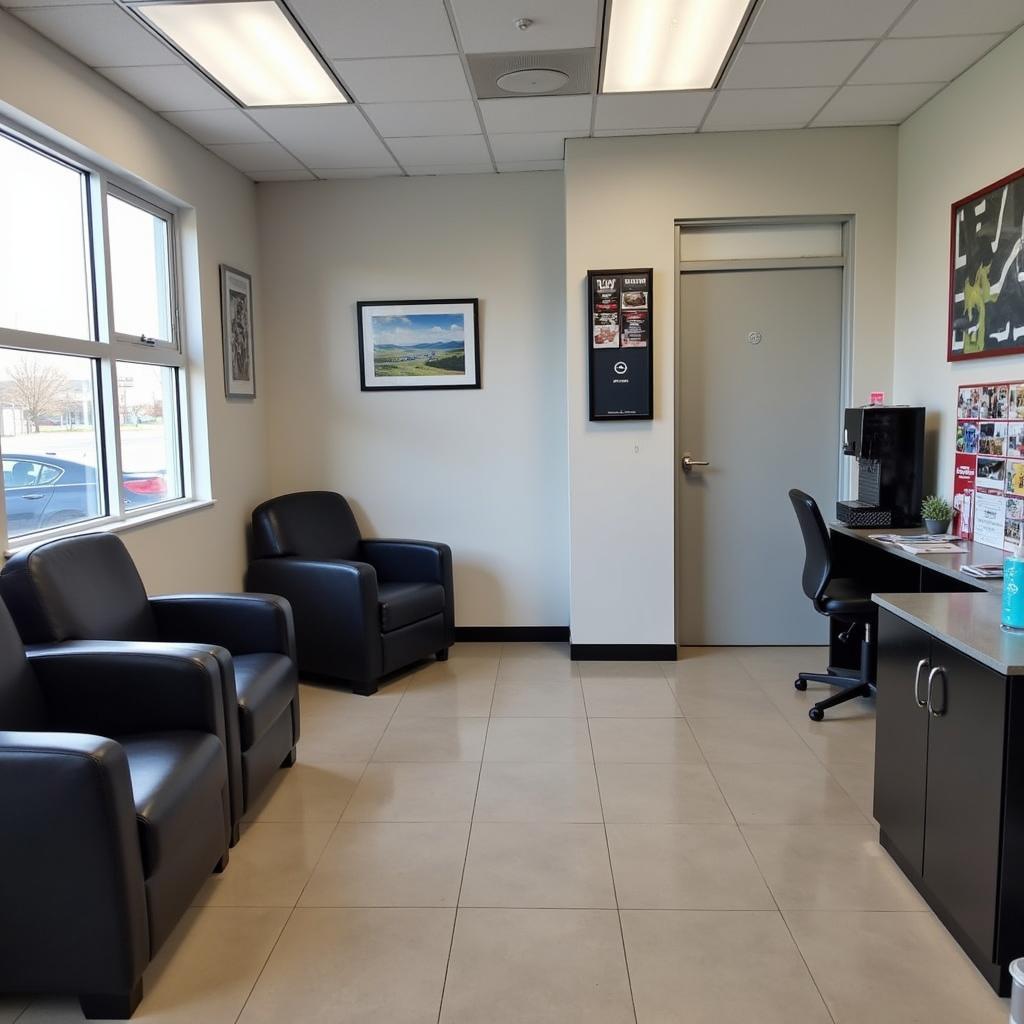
<box><xmin>673</xmin><ymin>215</ymin><xmax>854</xmax><ymax>647</ymax></box>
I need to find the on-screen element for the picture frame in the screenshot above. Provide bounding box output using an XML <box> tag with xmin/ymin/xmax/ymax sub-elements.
<box><xmin>357</xmin><ymin>298</ymin><xmax>480</xmax><ymax>392</ymax></box>
<box><xmin>948</xmin><ymin>165</ymin><xmax>1024</xmax><ymax>362</ymax></box>
<box><xmin>219</xmin><ymin>264</ymin><xmax>256</xmax><ymax>398</ymax></box>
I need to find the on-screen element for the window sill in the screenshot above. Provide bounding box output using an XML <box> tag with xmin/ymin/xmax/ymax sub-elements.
<box><xmin>4</xmin><ymin>498</ymin><xmax>217</xmax><ymax>558</ymax></box>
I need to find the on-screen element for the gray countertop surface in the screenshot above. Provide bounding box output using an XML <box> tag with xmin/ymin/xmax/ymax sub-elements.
<box><xmin>831</xmin><ymin>525</ymin><xmax>1024</xmax><ymax>675</ymax></box>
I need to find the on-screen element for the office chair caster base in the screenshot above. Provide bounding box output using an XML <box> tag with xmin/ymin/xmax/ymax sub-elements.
<box><xmin>808</xmin><ymin>706</ymin><xmax>825</xmax><ymax>722</ymax></box>
<box><xmin>794</xmin><ymin>678</ymin><xmax>808</xmax><ymax>691</ymax></box>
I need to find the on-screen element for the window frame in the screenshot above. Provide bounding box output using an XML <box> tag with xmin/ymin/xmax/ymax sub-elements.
<box><xmin>0</xmin><ymin>118</ymin><xmax>197</xmax><ymax>549</ymax></box>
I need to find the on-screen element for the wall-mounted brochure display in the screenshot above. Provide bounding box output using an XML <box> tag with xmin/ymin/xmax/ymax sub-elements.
<box><xmin>588</xmin><ymin>268</ymin><xmax>653</xmax><ymax>421</ymax></box>
<box><xmin>953</xmin><ymin>381</ymin><xmax>1024</xmax><ymax>549</ymax></box>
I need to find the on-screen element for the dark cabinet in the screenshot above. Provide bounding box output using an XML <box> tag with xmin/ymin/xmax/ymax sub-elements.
<box><xmin>923</xmin><ymin>640</ymin><xmax>1006</xmax><ymax>962</ymax></box>
<box><xmin>873</xmin><ymin>611</ymin><xmax>930</xmax><ymax>874</ymax></box>
<box><xmin>874</xmin><ymin>609</ymin><xmax>1017</xmax><ymax>992</ymax></box>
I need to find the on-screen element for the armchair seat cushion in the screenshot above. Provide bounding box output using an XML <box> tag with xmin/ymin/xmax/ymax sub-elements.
<box><xmin>378</xmin><ymin>582</ymin><xmax>445</xmax><ymax>633</ymax></box>
<box><xmin>232</xmin><ymin>653</ymin><xmax>297</xmax><ymax>749</ymax></box>
<box><xmin>121</xmin><ymin>731</ymin><xmax>226</xmax><ymax>878</ymax></box>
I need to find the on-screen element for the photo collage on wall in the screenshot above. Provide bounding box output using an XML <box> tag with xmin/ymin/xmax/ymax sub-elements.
<box><xmin>591</xmin><ymin>273</ymin><xmax>650</xmax><ymax>350</ymax></box>
<box><xmin>954</xmin><ymin>381</ymin><xmax>1024</xmax><ymax>549</ymax></box>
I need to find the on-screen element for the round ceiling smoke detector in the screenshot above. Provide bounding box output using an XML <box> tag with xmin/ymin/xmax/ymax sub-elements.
<box><xmin>496</xmin><ymin>68</ymin><xmax>569</xmax><ymax>94</ymax></box>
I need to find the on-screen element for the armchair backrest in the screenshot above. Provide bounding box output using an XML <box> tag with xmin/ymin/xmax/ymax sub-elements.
<box><xmin>0</xmin><ymin>534</ymin><xmax>157</xmax><ymax>645</ymax></box>
<box><xmin>0</xmin><ymin>598</ymin><xmax>46</xmax><ymax>730</ymax></box>
<box><xmin>251</xmin><ymin>491</ymin><xmax>362</xmax><ymax>561</ymax></box>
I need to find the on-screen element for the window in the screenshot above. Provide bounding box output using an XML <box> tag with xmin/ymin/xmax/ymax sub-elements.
<box><xmin>0</xmin><ymin>125</ymin><xmax>193</xmax><ymax>546</ymax></box>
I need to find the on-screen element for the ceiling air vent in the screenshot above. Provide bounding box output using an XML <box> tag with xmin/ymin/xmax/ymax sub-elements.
<box><xmin>467</xmin><ymin>49</ymin><xmax>596</xmax><ymax>99</ymax></box>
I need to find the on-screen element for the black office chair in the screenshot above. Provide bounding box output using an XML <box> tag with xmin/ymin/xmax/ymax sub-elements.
<box><xmin>789</xmin><ymin>489</ymin><xmax>876</xmax><ymax>721</ymax></box>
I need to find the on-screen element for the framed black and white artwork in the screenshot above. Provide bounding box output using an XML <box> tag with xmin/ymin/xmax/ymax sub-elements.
<box><xmin>220</xmin><ymin>264</ymin><xmax>256</xmax><ymax>398</ymax></box>
<box><xmin>357</xmin><ymin>298</ymin><xmax>480</xmax><ymax>392</ymax></box>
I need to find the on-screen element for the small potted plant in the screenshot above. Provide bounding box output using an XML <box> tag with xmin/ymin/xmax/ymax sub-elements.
<box><xmin>921</xmin><ymin>495</ymin><xmax>953</xmax><ymax>535</ymax></box>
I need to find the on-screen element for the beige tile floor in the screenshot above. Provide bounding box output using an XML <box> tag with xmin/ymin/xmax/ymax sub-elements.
<box><xmin>12</xmin><ymin>643</ymin><xmax>1010</xmax><ymax>1023</ymax></box>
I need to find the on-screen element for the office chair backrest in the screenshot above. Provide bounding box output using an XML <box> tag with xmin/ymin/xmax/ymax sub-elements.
<box><xmin>789</xmin><ymin>489</ymin><xmax>832</xmax><ymax>605</ymax></box>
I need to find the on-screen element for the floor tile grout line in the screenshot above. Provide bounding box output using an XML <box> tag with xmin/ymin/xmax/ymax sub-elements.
<box><xmin>581</xmin><ymin>679</ymin><xmax>640</xmax><ymax>1024</ymax></box>
<box><xmin>232</xmin><ymin>676</ymin><xmax>408</xmax><ymax>1024</ymax></box>
<box><xmin>433</xmin><ymin>653</ymin><xmax>500</xmax><ymax>1024</ymax></box>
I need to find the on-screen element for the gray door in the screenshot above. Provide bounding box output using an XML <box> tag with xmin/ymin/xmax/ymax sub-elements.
<box><xmin>678</xmin><ymin>266</ymin><xmax>842</xmax><ymax>645</ymax></box>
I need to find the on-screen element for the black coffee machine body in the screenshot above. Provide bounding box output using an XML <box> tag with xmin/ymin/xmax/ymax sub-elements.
<box><xmin>836</xmin><ymin>406</ymin><xmax>926</xmax><ymax>528</ymax></box>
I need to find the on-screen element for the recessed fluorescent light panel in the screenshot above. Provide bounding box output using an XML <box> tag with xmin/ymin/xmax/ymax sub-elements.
<box><xmin>602</xmin><ymin>0</ymin><xmax>753</xmax><ymax>92</ymax></box>
<box><xmin>137</xmin><ymin>1</ymin><xmax>347</xmax><ymax>107</ymax></box>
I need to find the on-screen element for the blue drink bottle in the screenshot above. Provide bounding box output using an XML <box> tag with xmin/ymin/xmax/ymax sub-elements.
<box><xmin>1003</xmin><ymin>535</ymin><xmax>1024</xmax><ymax>631</ymax></box>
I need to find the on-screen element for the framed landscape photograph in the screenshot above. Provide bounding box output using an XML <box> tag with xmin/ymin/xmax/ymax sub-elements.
<box><xmin>219</xmin><ymin>265</ymin><xmax>256</xmax><ymax>398</ymax></box>
<box><xmin>357</xmin><ymin>299</ymin><xmax>480</xmax><ymax>392</ymax></box>
<box><xmin>948</xmin><ymin>165</ymin><xmax>1024</xmax><ymax>362</ymax></box>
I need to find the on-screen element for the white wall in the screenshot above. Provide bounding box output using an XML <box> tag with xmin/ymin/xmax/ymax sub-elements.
<box><xmin>893</xmin><ymin>27</ymin><xmax>1024</xmax><ymax>495</ymax></box>
<box><xmin>0</xmin><ymin>11</ymin><xmax>268</xmax><ymax>593</ymax></box>
<box><xmin>256</xmin><ymin>172</ymin><xmax>568</xmax><ymax>628</ymax></box>
<box><xmin>564</xmin><ymin>129</ymin><xmax>899</xmax><ymax>646</ymax></box>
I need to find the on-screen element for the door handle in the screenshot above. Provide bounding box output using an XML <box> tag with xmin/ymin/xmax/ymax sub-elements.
<box><xmin>681</xmin><ymin>454</ymin><xmax>710</xmax><ymax>473</ymax></box>
<box><xmin>926</xmin><ymin>666</ymin><xmax>947</xmax><ymax>717</ymax></box>
<box><xmin>21</xmin><ymin>494</ymin><xmax>45</xmax><ymax>501</ymax></box>
<box><xmin>913</xmin><ymin>658</ymin><xmax>928</xmax><ymax>708</ymax></box>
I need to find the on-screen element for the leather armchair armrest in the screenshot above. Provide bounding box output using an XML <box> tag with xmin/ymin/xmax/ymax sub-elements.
<box><xmin>362</xmin><ymin>540</ymin><xmax>454</xmax><ymax>643</ymax></box>
<box><xmin>150</xmin><ymin>593</ymin><xmax>296</xmax><ymax>661</ymax></box>
<box><xmin>0</xmin><ymin>731</ymin><xmax>149</xmax><ymax>996</ymax></box>
<box><xmin>361</xmin><ymin>539</ymin><xmax>452</xmax><ymax>586</ymax></box>
<box><xmin>27</xmin><ymin>641</ymin><xmax>229</xmax><ymax>743</ymax></box>
<box><xmin>245</xmin><ymin>558</ymin><xmax>381</xmax><ymax>681</ymax></box>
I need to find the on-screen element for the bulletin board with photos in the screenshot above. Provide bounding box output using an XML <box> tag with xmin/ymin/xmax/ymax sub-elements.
<box><xmin>954</xmin><ymin>381</ymin><xmax>1024</xmax><ymax>550</ymax></box>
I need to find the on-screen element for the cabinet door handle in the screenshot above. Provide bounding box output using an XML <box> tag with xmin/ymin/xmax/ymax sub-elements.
<box><xmin>926</xmin><ymin>666</ymin><xmax>947</xmax><ymax>717</ymax></box>
<box><xmin>913</xmin><ymin>658</ymin><xmax>928</xmax><ymax>708</ymax></box>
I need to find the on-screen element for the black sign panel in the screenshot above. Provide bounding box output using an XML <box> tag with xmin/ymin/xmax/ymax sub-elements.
<box><xmin>588</xmin><ymin>268</ymin><xmax>653</xmax><ymax>421</ymax></box>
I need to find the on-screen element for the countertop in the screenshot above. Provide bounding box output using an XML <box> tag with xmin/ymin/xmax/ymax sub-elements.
<box><xmin>831</xmin><ymin>525</ymin><xmax>1024</xmax><ymax>675</ymax></box>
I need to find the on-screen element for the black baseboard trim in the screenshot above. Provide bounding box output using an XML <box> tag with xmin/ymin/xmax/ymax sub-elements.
<box><xmin>570</xmin><ymin>643</ymin><xmax>678</xmax><ymax>661</ymax></box>
<box><xmin>455</xmin><ymin>626</ymin><xmax>570</xmax><ymax>643</ymax></box>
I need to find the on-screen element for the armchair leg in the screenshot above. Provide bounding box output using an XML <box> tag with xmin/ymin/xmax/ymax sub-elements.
<box><xmin>436</xmin><ymin>648</ymin><xmax>450</xmax><ymax>662</ymax></box>
<box><xmin>352</xmin><ymin>680</ymin><xmax>379</xmax><ymax>696</ymax></box>
<box><xmin>214</xmin><ymin>850</ymin><xmax>230</xmax><ymax>873</ymax></box>
<box><xmin>231</xmin><ymin>821</ymin><xmax>241</xmax><ymax>847</ymax></box>
<box><xmin>281</xmin><ymin>747</ymin><xmax>297</xmax><ymax>768</ymax></box>
<box><xmin>80</xmin><ymin>981</ymin><xmax>143</xmax><ymax>1020</ymax></box>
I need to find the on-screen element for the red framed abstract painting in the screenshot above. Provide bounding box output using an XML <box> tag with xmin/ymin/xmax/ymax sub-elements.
<box><xmin>948</xmin><ymin>165</ymin><xmax>1024</xmax><ymax>362</ymax></box>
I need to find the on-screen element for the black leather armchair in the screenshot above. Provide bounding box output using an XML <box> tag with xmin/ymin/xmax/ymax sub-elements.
<box><xmin>246</xmin><ymin>491</ymin><xmax>454</xmax><ymax>695</ymax></box>
<box><xmin>0</xmin><ymin>534</ymin><xmax>300</xmax><ymax>834</ymax></box>
<box><xmin>0</xmin><ymin>603</ymin><xmax>231</xmax><ymax>1019</ymax></box>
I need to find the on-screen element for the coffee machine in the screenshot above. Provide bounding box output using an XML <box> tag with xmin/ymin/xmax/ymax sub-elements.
<box><xmin>836</xmin><ymin>406</ymin><xmax>926</xmax><ymax>528</ymax></box>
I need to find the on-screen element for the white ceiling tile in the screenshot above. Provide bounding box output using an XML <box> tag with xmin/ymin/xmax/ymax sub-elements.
<box><xmin>813</xmin><ymin>82</ymin><xmax>945</xmax><ymax>124</ymax></box>
<box><xmin>406</xmin><ymin>164</ymin><xmax>495</xmax><ymax>175</ymax></box>
<box><xmin>594</xmin><ymin>91</ymin><xmax>713</xmax><ymax>130</ymax></box>
<box><xmin>251</xmin><ymin>170</ymin><xmax>316</xmax><ymax>181</ymax></box>
<box><xmin>723</xmin><ymin>41</ymin><xmax>874</xmax><ymax>88</ymax></box>
<box><xmin>479</xmin><ymin>95</ymin><xmax>592</xmax><ymax>133</ymax></box>
<box><xmin>312</xmin><ymin>167</ymin><xmax>404</xmax><ymax>178</ymax></box>
<box><xmin>2</xmin><ymin>0</ymin><xmax>113</xmax><ymax>6</ymax></box>
<box><xmin>702</xmin><ymin>87</ymin><xmax>835</xmax><ymax>130</ymax></box>
<box><xmin>98</xmin><ymin>65</ymin><xmax>232</xmax><ymax>112</ymax></box>
<box><xmin>162</xmin><ymin>109</ymin><xmax>270</xmax><ymax>145</ymax></box>
<box><xmin>333</xmin><ymin>55</ymin><xmax>471</xmax><ymax>102</ymax></box>
<box><xmin>746</xmin><ymin>0</ymin><xmax>908</xmax><ymax>42</ymax></box>
<box><xmin>388</xmin><ymin>134</ymin><xmax>491</xmax><ymax>166</ymax></box>
<box><xmin>450</xmin><ymin>0</ymin><xmax>600</xmax><ymax>52</ymax></box>
<box><xmin>208</xmin><ymin>142</ymin><xmax>305</xmax><ymax>173</ymax></box>
<box><xmin>249</xmin><ymin>106</ymin><xmax>395</xmax><ymax>168</ymax></box>
<box><xmin>488</xmin><ymin>131</ymin><xmax>586</xmax><ymax>161</ymax></box>
<box><xmin>593</xmin><ymin>126</ymin><xmax>697</xmax><ymax>137</ymax></box>
<box><xmin>891</xmin><ymin>0</ymin><xmax>1024</xmax><ymax>37</ymax></box>
<box><xmin>289</xmin><ymin>0</ymin><xmax>456</xmax><ymax>57</ymax></box>
<box><xmin>850</xmin><ymin>35</ymin><xmax>1006</xmax><ymax>85</ymax></box>
<box><xmin>12</xmin><ymin>4</ymin><xmax>180</xmax><ymax>67</ymax></box>
<box><xmin>497</xmin><ymin>160</ymin><xmax>565</xmax><ymax>172</ymax></box>
<box><xmin>364</xmin><ymin>100</ymin><xmax>480</xmax><ymax>137</ymax></box>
